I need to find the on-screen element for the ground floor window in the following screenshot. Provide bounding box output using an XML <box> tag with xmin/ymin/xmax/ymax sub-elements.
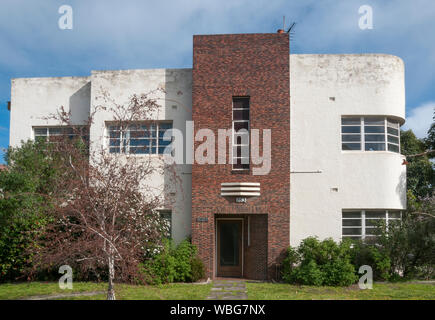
<box><xmin>159</xmin><ymin>210</ymin><xmax>172</xmax><ymax>238</ymax></box>
<box><xmin>342</xmin><ymin>210</ymin><xmax>402</xmax><ymax>240</ymax></box>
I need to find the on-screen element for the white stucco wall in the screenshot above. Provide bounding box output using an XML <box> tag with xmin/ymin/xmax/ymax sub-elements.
<box><xmin>10</xmin><ymin>76</ymin><xmax>91</xmax><ymax>147</ymax></box>
<box><xmin>289</xmin><ymin>54</ymin><xmax>407</xmax><ymax>247</ymax></box>
<box><xmin>9</xmin><ymin>69</ymin><xmax>193</xmax><ymax>243</ymax></box>
<box><xmin>89</xmin><ymin>68</ymin><xmax>193</xmax><ymax>243</ymax></box>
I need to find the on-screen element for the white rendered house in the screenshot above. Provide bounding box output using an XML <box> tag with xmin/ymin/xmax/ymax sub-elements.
<box><xmin>8</xmin><ymin>33</ymin><xmax>407</xmax><ymax>279</ymax></box>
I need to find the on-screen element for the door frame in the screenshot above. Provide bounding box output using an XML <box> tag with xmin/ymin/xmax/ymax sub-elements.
<box><xmin>215</xmin><ymin>218</ymin><xmax>244</xmax><ymax>278</ymax></box>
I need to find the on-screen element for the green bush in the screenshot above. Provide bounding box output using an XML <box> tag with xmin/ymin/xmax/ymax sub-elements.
<box><xmin>282</xmin><ymin>237</ymin><xmax>358</xmax><ymax>286</ymax></box>
<box><xmin>141</xmin><ymin>238</ymin><xmax>205</xmax><ymax>285</ymax></box>
<box><xmin>349</xmin><ymin>240</ymin><xmax>391</xmax><ymax>281</ymax></box>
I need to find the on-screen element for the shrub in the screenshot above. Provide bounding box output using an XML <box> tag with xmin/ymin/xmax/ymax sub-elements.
<box><xmin>141</xmin><ymin>238</ymin><xmax>205</xmax><ymax>284</ymax></box>
<box><xmin>190</xmin><ymin>256</ymin><xmax>205</xmax><ymax>282</ymax></box>
<box><xmin>282</xmin><ymin>237</ymin><xmax>358</xmax><ymax>286</ymax></box>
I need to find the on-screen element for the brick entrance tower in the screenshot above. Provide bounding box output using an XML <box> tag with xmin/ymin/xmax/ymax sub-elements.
<box><xmin>191</xmin><ymin>33</ymin><xmax>290</xmax><ymax>280</ymax></box>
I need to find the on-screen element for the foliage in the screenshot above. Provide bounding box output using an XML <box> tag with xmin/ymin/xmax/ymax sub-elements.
<box><xmin>400</xmin><ymin>129</ymin><xmax>434</xmax><ymax>199</ymax></box>
<box><xmin>349</xmin><ymin>240</ymin><xmax>391</xmax><ymax>281</ymax></box>
<box><xmin>0</xmin><ymin>140</ymin><xmax>59</xmax><ymax>282</ymax></box>
<box><xmin>282</xmin><ymin>237</ymin><xmax>358</xmax><ymax>286</ymax></box>
<box><xmin>141</xmin><ymin>239</ymin><xmax>204</xmax><ymax>285</ymax></box>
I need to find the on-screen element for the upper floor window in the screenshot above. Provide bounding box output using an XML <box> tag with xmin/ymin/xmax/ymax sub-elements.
<box><xmin>107</xmin><ymin>122</ymin><xmax>172</xmax><ymax>155</ymax></box>
<box><xmin>341</xmin><ymin>116</ymin><xmax>400</xmax><ymax>153</ymax></box>
<box><xmin>232</xmin><ymin>97</ymin><xmax>250</xmax><ymax>170</ymax></box>
<box><xmin>34</xmin><ymin>126</ymin><xmax>89</xmax><ymax>144</ymax></box>
<box><xmin>342</xmin><ymin>210</ymin><xmax>402</xmax><ymax>241</ymax></box>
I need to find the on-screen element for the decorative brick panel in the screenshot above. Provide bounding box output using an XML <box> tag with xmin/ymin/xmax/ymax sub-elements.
<box><xmin>192</xmin><ymin>33</ymin><xmax>290</xmax><ymax>279</ymax></box>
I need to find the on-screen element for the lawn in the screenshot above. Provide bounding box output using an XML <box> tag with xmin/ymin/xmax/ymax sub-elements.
<box><xmin>0</xmin><ymin>282</ymin><xmax>212</xmax><ymax>300</ymax></box>
<box><xmin>246</xmin><ymin>281</ymin><xmax>435</xmax><ymax>300</ymax></box>
<box><xmin>1</xmin><ymin>281</ymin><xmax>433</xmax><ymax>300</ymax></box>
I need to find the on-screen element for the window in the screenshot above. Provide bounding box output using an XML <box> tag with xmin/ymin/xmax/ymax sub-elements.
<box><xmin>342</xmin><ymin>210</ymin><xmax>402</xmax><ymax>240</ymax></box>
<box><xmin>341</xmin><ymin>117</ymin><xmax>400</xmax><ymax>153</ymax></box>
<box><xmin>232</xmin><ymin>97</ymin><xmax>250</xmax><ymax>170</ymax></box>
<box><xmin>107</xmin><ymin>122</ymin><xmax>172</xmax><ymax>155</ymax></box>
<box><xmin>159</xmin><ymin>210</ymin><xmax>172</xmax><ymax>238</ymax></box>
<box><xmin>34</xmin><ymin>126</ymin><xmax>89</xmax><ymax>144</ymax></box>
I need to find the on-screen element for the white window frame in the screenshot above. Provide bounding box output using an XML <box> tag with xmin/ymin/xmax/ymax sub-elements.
<box><xmin>33</xmin><ymin>126</ymin><xmax>87</xmax><ymax>142</ymax></box>
<box><xmin>341</xmin><ymin>116</ymin><xmax>401</xmax><ymax>153</ymax></box>
<box><xmin>342</xmin><ymin>209</ymin><xmax>402</xmax><ymax>240</ymax></box>
<box><xmin>232</xmin><ymin>97</ymin><xmax>250</xmax><ymax>171</ymax></box>
<box><xmin>106</xmin><ymin>121</ymin><xmax>173</xmax><ymax>155</ymax></box>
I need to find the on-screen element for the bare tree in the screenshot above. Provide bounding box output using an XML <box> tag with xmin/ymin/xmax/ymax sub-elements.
<box><xmin>32</xmin><ymin>89</ymin><xmax>179</xmax><ymax>300</ymax></box>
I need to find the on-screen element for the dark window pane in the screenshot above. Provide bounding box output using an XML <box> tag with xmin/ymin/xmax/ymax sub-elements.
<box><xmin>365</xmin><ymin>143</ymin><xmax>385</xmax><ymax>151</ymax></box>
<box><xmin>387</xmin><ymin>135</ymin><xmax>399</xmax><ymax>144</ymax></box>
<box><xmin>109</xmin><ymin>139</ymin><xmax>120</xmax><ymax>146</ymax></box>
<box><xmin>233</xmin><ymin>97</ymin><xmax>249</xmax><ymax>109</ymax></box>
<box><xmin>343</xmin><ymin>211</ymin><xmax>362</xmax><ymax>218</ymax></box>
<box><xmin>366</xmin><ymin>211</ymin><xmax>386</xmax><ymax>218</ymax></box>
<box><xmin>34</xmin><ymin>128</ymin><xmax>47</xmax><ymax>135</ymax></box>
<box><xmin>342</xmin><ymin>118</ymin><xmax>361</xmax><ymax>125</ymax></box>
<box><xmin>342</xmin><ymin>228</ymin><xmax>362</xmax><ymax>235</ymax></box>
<box><xmin>365</xmin><ymin>134</ymin><xmax>385</xmax><ymax>142</ymax></box>
<box><xmin>342</xmin><ymin>126</ymin><xmax>360</xmax><ymax>134</ymax></box>
<box><xmin>387</xmin><ymin>119</ymin><xmax>399</xmax><ymax>128</ymax></box>
<box><xmin>234</xmin><ymin>122</ymin><xmax>249</xmax><ymax>132</ymax></box>
<box><xmin>364</xmin><ymin>126</ymin><xmax>385</xmax><ymax>133</ymax></box>
<box><xmin>364</xmin><ymin>118</ymin><xmax>384</xmax><ymax>125</ymax></box>
<box><xmin>342</xmin><ymin>143</ymin><xmax>361</xmax><ymax>150</ymax></box>
<box><xmin>130</xmin><ymin>139</ymin><xmax>148</xmax><ymax>146</ymax></box>
<box><xmin>387</xmin><ymin>127</ymin><xmax>399</xmax><ymax>135</ymax></box>
<box><xmin>233</xmin><ymin>109</ymin><xmax>250</xmax><ymax>120</ymax></box>
<box><xmin>389</xmin><ymin>211</ymin><xmax>401</xmax><ymax>219</ymax></box>
<box><xmin>49</xmin><ymin>128</ymin><xmax>63</xmax><ymax>135</ymax></box>
<box><xmin>388</xmin><ymin>143</ymin><xmax>400</xmax><ymax>153</ymax></box>
<box><xmin>343</xmin><ymin>219</ymin><xmax>362</xmax><ymax>226</ymax></box>
<box><xmin>342</xmin><ymin>134</ymin><xmax>361</xmax><ymax>142</ymax></box>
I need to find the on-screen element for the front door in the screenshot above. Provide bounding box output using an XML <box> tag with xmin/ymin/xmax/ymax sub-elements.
<box><xmin>217</xmin><ymin>220</ymin><xmax>243</xmax><ymax>278</ymax></box>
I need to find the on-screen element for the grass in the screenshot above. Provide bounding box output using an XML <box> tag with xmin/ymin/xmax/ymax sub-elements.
<box><xmin>246</xmin><ymin>281</ymin><xmax>435</xmax><ymax>300</ymax></box>
<box><xmin>2</xmin><ymin>281</ymin><xmax>433</xmax><ymax>300</ymax></box>
<box><xmin>0</xmin><ymin>282</ymin><xmax>107</xmax><ymax>300</ymax></box>
<box><xmin>0</xmin><ymin>281</ymin><xmax>212</xmax><ymax>300</ymax></box>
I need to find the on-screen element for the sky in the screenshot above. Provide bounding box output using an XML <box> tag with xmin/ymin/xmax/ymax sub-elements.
<box><xmin>0</xmin><ymin>0</ymin><xmax>434</xmax><ymax>162</ymax></box>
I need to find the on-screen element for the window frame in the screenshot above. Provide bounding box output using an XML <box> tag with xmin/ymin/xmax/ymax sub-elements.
<box><xmin>341</xmin><ymin>116</ymin><xmax>401</xmax><ymax>153</ymax></box>
<box><xmin>342</xmin><ymin>209</ymin><xmax>402</xmax><ymax>240</ymax></box>
<box><xmin>158</xmin><ymin>209</ymin><xmax>172</xmax><ymax>239</ymax></box>
<box><xmin>232</xmin><ymin>97</ymin><xmax>250</xmax><ymax>171</ymax></box>
<box><xmin>106</xmin><ymin>121</ymin><xmax>173</xmax><ymax>155</ymax></box>
<box><xmin>33</xmin><ymin>126</ymin><xmax>89</xmax><ymax>144</ymax></box>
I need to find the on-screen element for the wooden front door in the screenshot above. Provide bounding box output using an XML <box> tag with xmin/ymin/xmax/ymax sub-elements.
<box><xmin>217</xmin><ymin>220</ymin><xmax>243</xmax><ymax>278</ymax></box>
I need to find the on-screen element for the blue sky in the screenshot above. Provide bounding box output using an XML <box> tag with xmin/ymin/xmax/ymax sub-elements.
<box><xmin>1</xmin><ymin>0</ymin><xmax>434</xmax><ymax>162</ymax></box>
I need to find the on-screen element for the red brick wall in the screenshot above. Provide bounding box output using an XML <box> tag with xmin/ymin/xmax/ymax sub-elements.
<box><xmin>191</xmin><ymin>33</ymin><xmax>290</xmax><ymax>279</ymax></box>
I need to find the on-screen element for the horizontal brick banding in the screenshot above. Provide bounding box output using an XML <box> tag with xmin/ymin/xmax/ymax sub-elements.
<box><xmin>192</xmin><ymin>33</ymin><xmax>290</xmax><ymax>280</ymax></box>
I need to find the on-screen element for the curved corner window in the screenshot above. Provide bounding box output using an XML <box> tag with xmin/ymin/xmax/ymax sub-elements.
<box><xmin>341</xmin><ymin>116</ymin><xmax>400</xmax><ymax>153</ymax></box>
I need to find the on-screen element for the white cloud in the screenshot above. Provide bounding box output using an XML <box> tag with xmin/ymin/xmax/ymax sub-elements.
<box><xmin>403</xmin><ymin>102</ymin><xmax>435</xmax><ymax>138</ymax></box>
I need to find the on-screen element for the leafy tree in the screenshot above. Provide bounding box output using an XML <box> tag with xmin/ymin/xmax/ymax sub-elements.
<box><xmin>400</xmin><ymin>129</ymin><xmax>434</xmax><ymax>198</ymax></box>
<box><xmin>0</xmin><ymin>140</ymin><xmax>59</xmax><ymax>281</ymax></box>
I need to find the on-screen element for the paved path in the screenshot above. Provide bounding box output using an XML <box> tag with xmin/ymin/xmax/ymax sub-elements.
<box><xmin>206</xmin><ymin>279</ymin><xmax>248</xmax><ymax>300</ymax></box>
